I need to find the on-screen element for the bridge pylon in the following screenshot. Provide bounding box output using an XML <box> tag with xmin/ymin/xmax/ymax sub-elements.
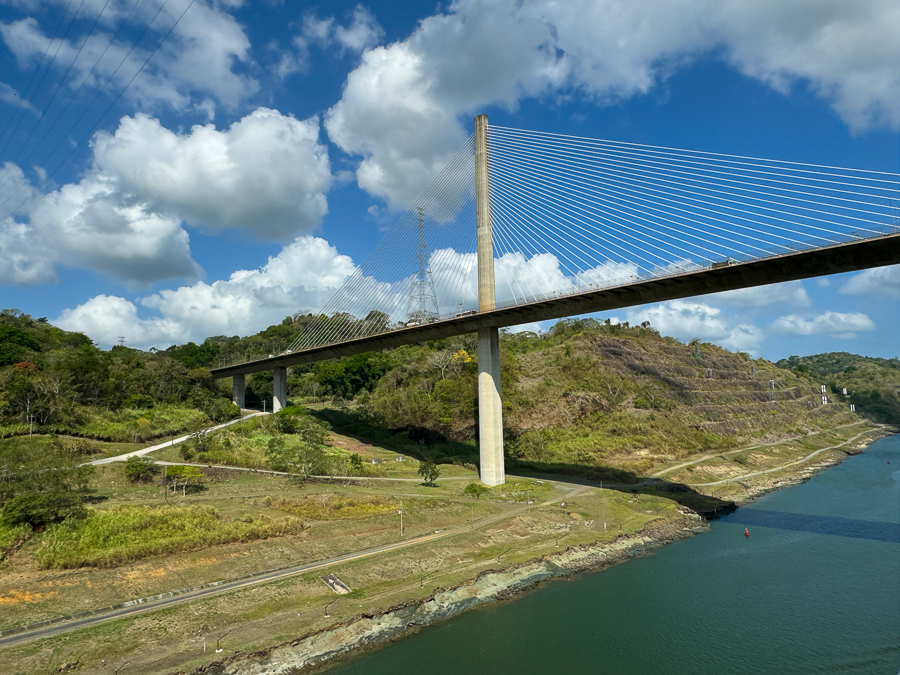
<box><xmin>475</xmin><ymin>114</ymin><xmax>505</xmax><ymax>487</ymax></box>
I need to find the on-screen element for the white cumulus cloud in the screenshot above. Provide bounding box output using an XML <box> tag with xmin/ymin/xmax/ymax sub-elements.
<box><xmin>93</xmin><ymin>109</ymin><xmax>332</xmax><ymax>240</ymax></box>
<box><xmin>0</xmin><ymin>0</ymin><xmax>258</xmax><ymax>111</ymax></box>
<box><xmin>708</xmin><ymin>280</ymin><xmax>811</xmax><ymax>308</ymax></box>
<box><xmin>55</xmin><ymin>236</ymin><xmax>356</xmax><ymax>349</ymax></box>
<box><xmin>1</xmin><ymin>169</ymin><xmax>198</xmax><ymax>286</ymax></box>
<box><xmin>0</xmin><ymin>108</ymin><xmax>335</xmax><ymax>287</ymax></box>
<box><xmin>626</xmin><ymin>299</ymin><xmax>767</xmax><ymax>354</ymax></box>
<box><xmin>627</xmin><ymin>299</ymin><xmax>730</xmax><ymax>341</ymax></box>
<box><xmin>326</xmin><ymin>0</ymin><xmax>899</xmax><ymax>209</ymax></box>
<box><xmin>839</xmin><ymin>265</ymin><xmax>900</xmax><ymax>300</ymax></box>
<box><xmin>770</xmin><ymin>311</ymin><xmax>876</xmax><ymax>339</ymax></box>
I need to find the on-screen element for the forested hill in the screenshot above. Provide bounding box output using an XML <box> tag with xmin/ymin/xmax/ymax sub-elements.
<box><xmin>3</xmin><ymin>304</ymin><xmax>894</xmax><ymax>460</ymax></box>
<box><xmin>0</xmin><ymin>309</ymin><xmax>238</xmax><ymax>441</ymax></box>
<box><xmin>777</xmin><ymin>352</ymin><xmax>900</xmax><ymax>424</ymax></box>
<box><xmin>190</xmin><ymin>316</ymin><xmax>878</xmax><ymax>476</ymax></box>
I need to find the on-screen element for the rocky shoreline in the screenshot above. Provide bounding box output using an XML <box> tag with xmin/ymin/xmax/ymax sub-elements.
<box><xmin>724</xmin><ymin>425</ymin><xmax>895</xmax><ymax>506</ymax></box>
<box><xmin>192</xmin><ymin>516</ymin><xmax>706</xmax><ymax>675</ymax></box>
<box><xmin>192</xmin><ymin>427</ymin><xmax>895</xmax><ymax>675</ymax></box>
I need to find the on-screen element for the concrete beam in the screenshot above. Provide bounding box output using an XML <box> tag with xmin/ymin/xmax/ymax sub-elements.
<box><xmin>232</xmin><ymin>374</ymin><xmax>245</xmax><ymax>408</ymax></box>
<box><xmin>273</xmin><ymin>367</ymin><xmax>287</xmax><ymax>412</ymax></box>
<box><xmin>210</xmin><ymin>233</ymin><xmax>900</xmax><ymax>379</ymax></box>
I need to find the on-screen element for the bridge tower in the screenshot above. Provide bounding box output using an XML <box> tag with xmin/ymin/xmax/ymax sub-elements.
<box><xmin>475</xmin><ymin>114</ymin><xmax>505</xmax><ymax>486</ymax></box>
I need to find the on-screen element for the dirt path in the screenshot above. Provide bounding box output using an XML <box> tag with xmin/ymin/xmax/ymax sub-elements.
<box><xmin>649</xmin><ymin>421</ymin><xmax>869</xmax><ymax>480</ymax></box>
<box><xmin>685</xmin><ymin>427</ymin><xmax>877</xmax><ymax>487</ymax></box>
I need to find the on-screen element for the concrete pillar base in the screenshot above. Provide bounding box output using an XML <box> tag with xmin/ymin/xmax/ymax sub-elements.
<box><xmin>477</xmin><ymin>326</ymin><xmax>505</xmax><ymax>486</ymax></box>
<box><xmin>273</xmin><ymin>367</ymin><xmax>287</xmax><ymax>412</ymax></box>
<box><xmin>232</xmin><ymin>374</ymin><xmax>245</xmax><ymax>408</ymax></box>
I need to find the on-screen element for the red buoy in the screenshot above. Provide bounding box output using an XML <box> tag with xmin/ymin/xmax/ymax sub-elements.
<box><xmin>744</xmin><ymin>528</ymin><xmax>750</xmax><ymax>538</ymax></box>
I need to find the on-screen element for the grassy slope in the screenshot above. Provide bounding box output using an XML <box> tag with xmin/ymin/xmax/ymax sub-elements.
<box><xmin>335</xmin><ymin>328</ymin><xmax>862</xmax><ymax>484</ymax></box>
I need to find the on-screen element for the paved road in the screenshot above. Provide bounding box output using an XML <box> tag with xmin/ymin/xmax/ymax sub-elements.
<box><xmin>0</xmin><ymin>482</ymin><xmax>581</xmax><ymax>647</ymax></box>
<box><xmin>89</xmin><ymin>413</ymin><xmax>266</xmax><ymax>465</ymax></box>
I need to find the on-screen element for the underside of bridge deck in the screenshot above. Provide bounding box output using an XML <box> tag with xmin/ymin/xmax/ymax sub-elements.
<box><xmin>210</xmin><ymin>232</ymin><xmax>900</xmax><ymax>380</ymax></box>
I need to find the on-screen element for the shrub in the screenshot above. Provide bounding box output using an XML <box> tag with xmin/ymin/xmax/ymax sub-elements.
<box><xmin>35</xmin><ymin>504</ymin><xmax>305</xmax><ymax>569</ymax></box>
<box><xmin>463</xmin><ymin>482</ymin><xmax>490</xmax><ymax>499</ymax></box>
<box><xmin>1</xmin><ymin>491</ymin><xmax>86</xmax><ymax>528</ymax></box>
<box><xmin>124</xmin><ymin>456</ymin><xmax>160</xmax><ymax>483</ymax></box>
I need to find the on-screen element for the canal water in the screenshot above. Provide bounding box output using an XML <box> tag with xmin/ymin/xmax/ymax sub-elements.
<box><xmin>328</xmin><ymin>435</ymin><xmax>899</xmax><ymax>674</ymax></box>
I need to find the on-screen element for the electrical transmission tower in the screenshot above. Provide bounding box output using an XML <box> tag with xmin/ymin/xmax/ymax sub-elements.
<box><xmin>406</xmin><ymin>207</ymin><xmax>440</xmax><ymax>325</ymax></box>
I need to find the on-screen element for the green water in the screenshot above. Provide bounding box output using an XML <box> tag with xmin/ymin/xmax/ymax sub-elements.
<box><xmin>329</xmin><ymin>436</ymin><xmax>900</xmax><ymax>674</ymax></box>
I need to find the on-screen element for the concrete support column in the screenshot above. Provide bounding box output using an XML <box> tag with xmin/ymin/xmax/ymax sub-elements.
<box><xmin>273</xmin><ymin>367</ymin><xmax>287</xmax><ymax>412</ymax></box>
<box><xmin>478</xmin><ymin>326</ymin><xmax>505</xmax><ymax>485</ymax></box>
<box><xmin>232</xmin><ymin>374</ymin><xmax>245</xmax><ymax>409</ymax></box>
<box><xmin>475</xmin><ymin>113</ymin><xmax>505</xmax><ymax>486</ymax></box>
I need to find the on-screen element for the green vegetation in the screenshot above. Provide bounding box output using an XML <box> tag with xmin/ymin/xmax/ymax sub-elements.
<box><xmin>463</xmin><ymin>482</ymin><xmax>490</xmax><ymax>499</ymax></box>
<box><xmin>777</xmin><ymin>352</ymin><xmax>900</xmax><ymax>423</ymax></box>
<box><xmin>418</xmin><ymin>458</ymin><xmax>441</xmax><ymax>485</ymax></box>
<box><xmin>35</xmin><ymin>504</ymin><xmax>305</xmax><ymax>569</ymax></box>
<box><xmin>0</xmin><ymin>309</ymin><xmax>240</xmax><ymax>444</ymax></box>
<box><xmin>0</xmin><ymin>435</ymin><xmax>94</xmax><ymax>529</ymax></box>
<box><xmin>261</xmin><ymin>494</ymin><xmax>398</xmax><ymax>520</ymax></box>
<box><xmin>124</xmin><ymin>455</ymin><xmax>160</xmax><ymax>483</ymax></box>
<box><xmin>0</xmin><ymin>522</ymin><xmax>30</xmax><ymax>559</ymax></box>
<box><xmin>165</xmin><ymin>465</ymin><xmax>205</xmax><ymax>496</ymax></box>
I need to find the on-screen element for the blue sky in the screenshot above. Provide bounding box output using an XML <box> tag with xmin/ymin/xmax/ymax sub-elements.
<box><xmin>0</xmin><ymin>0</ymin><xmax>897</xmax><ymax>361</ymax></box>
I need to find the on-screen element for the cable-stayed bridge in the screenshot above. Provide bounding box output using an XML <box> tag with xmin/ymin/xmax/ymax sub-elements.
<box><xmin>211</xmin><ymin>115</ymin><xmax>900</xmax><ymax>485</ymax></box>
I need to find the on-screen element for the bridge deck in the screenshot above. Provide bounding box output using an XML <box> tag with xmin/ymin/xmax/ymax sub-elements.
<box><xmin>210</xmin><ymin>233</ymin><xmax>900</xmax><ymax>378</ymax></box>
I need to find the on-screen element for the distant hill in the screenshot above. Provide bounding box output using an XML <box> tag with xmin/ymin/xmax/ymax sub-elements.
<box><xmin>776</xmin><ymin>352</ymin><xmax>900</xmax><ymax>424</ymax></box>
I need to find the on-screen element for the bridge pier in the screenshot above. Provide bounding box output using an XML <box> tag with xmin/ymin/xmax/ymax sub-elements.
<box><xmin>478</xmin><ymin>326</ymin><xmax>505</xmax><ymax>485</ymax></box>
<box><xmin>273</xmin><ymin>367</ymin><xmax>287</xmax><ymax>412</ymax></box>
<box><xmin>475</xmin><ymin>113</ymin><xmax>505</xmax><ymax>486</ymax></box>
<box><xmin>232</xmin><ymin>374</ymin><xmax>245</xmax><ymax>409</ymax></box>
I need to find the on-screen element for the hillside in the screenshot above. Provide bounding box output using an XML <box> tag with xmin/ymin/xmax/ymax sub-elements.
<box><xmin>0</xmin><ymin>308</ymin><xmax>238</xmax><ymax>442</ymax></box>
<box><xmin>0</xmin><ymin>310</ymin><xmax>889</xmax><ymax>675</ymax></box>
<box><xmin>776</xmin><ymin>352</ymin><xmax>900</xmax><ymax>423</ymax></box>
<box><xmin>189</xmin><ymin>317</ymin><xmax>869</xmax><ymax>482</ymax></box>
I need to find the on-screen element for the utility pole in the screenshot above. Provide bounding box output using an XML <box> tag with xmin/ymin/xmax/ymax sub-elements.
<box><xmin>399</xmin><ymin>501</ymin><xmax>404</xmax><ymax>538</ymax></box>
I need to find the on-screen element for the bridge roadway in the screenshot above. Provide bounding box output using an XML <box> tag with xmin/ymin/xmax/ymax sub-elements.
<box><xmin>210</xmin><ymin>233</ymin><xmax>900</xmax><ymax>379</ymax></box>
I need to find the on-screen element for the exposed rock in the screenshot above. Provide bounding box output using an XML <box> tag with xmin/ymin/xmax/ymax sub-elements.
<box><xmin>195</xmin><ymin>519</ymin><xmax>701</xmax><ymax>675</ymax></box>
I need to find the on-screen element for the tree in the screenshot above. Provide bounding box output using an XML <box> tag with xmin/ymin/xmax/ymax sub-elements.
<box><xmin>166</xmin><ymin>465</ymin><xmax>204</xmax><ymax>496</ymax></box>
<box><xmin>349</xmin><ymin>453</ymin><xmax>364</xmax><ymax>475</ymax></box>
<box><xmin>418</xmin><ymin>458</ymin><xmax>441</xmax><ymax>485</ymax></box>
<box><xmin>124</xmin><ymin>456</ymin><xmax>160</xmax><ymax>483</ymax></box>
<box><xmin>265</xmin><ymin>414</ymin><xmax>332</xmax><ymax>479</ymax></box>
<box><xmin>463</xmin><ymin>482</ymin><xmax>490</xmax><ymax>499</ymax></box>
<box><xmin>0</xmin><ymin>439</ymin><xmax>93</xmax><ymax>510</ymax></box>
<box><xmin>1</xmin><ymin>491</ymin><xmax>86</xmax><ymax>528</ymax></box>
<box><xmin>428</xmin><ymin>350</ymin><xmax>456</xmax><ymax>380</ymax></box>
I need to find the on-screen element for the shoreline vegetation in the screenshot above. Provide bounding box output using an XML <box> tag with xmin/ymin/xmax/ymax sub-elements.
<box><xmin>0</xmin><ymin>422</ymin><xmax>890</xmax><ymax>674</ymax></box>
<box><xmin>193</xmin><ymin>427</ymin><xmax>892</xmax><ymax>675</ymax></box>
<box><xmin>2</xmin><ymin>311</ymin><xmax>898</xmax><ymax>674</ymax></box>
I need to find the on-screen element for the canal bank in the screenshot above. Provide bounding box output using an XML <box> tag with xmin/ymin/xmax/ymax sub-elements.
<box><xmin>195</xmin><ymin>431</ymin><xmax>897</xmax><ymax>675</ymax></box>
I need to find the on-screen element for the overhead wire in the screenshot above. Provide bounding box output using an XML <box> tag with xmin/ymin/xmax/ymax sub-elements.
<box><xmin>278</xmin><ymin>124</ymin><xmax>898</xmax><ymax>355</ymax></box>
<box><xmin>0</xmin><ymin>0</ymin><xmax>194</xmax><ymax>219</ymax></box>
